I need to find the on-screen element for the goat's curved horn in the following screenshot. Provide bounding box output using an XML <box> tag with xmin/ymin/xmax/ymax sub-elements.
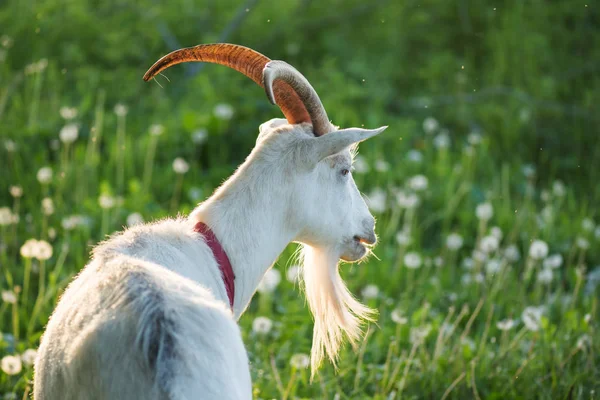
<box><xmin>263</xmin><ymin>60</ymin><xmax>333</xmax><ymax>136</ymax></box>
<box><xmin>143</xmin><ymin>43</ymin><xmax>311</xmax><ymax>125</ymax></box>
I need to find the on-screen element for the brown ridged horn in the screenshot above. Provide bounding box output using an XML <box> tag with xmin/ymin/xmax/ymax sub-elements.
<box><xmin>143</xmin><ymin>43</ymin><xmax>314</xmax><ymax>126</ymax></box>
<box><xmin>263</xmin><ymin>60</ymin><xmax>333</xmax><ymax>135</ymax></box>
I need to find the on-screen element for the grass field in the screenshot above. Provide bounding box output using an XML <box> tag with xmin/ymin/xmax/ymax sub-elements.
<box><xmin>1</xmin><ymin>1</ymin><xmax>599</xmax><ymax>398</ymax></box>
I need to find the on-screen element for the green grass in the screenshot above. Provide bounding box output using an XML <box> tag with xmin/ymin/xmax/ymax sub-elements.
<box><xmin>1</xmin><ymin>0</ymin><xmax>599</xmax><ymax>398</ymax></box>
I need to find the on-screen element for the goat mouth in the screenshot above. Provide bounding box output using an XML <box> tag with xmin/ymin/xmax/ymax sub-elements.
<box><xmin>353</xmin><ymin>235</ymin><xmax>375</xmax><ymax>247</ymax></box>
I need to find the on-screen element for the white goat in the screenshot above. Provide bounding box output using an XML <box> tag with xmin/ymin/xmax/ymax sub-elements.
<box><xmin>34</xmin><ymin>43</ymin><xmax>386</xmax><ymax>400</ymax></box>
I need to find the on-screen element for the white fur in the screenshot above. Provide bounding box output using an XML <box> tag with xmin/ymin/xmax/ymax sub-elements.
<box><xmin>34</xmin><ymin>119</ymin><xmax>383</xmax><ymax>399</ymax></box>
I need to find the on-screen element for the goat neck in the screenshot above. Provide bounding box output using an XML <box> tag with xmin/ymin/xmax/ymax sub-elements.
<box><xmin>190</xmin><ymin>164</ymin><xmax>296</xmax><ymax>318</ymax></box>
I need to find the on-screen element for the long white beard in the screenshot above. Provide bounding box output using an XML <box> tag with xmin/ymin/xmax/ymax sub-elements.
<box><xmin>299</xmin><ymin>245</ymin><xmax>376</xmax><ymax>376</ymax></box>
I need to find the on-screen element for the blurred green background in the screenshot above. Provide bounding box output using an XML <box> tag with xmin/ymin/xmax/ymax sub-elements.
<box><xmin>1</xmin><ymin>0</ymin><xmax>599</xmax><ymax>399</ymax></box>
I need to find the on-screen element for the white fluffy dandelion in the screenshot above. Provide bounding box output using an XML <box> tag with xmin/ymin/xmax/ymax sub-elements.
<box><xmin>406</xmin><ymin>149</ymin><xmax>423</xmax><ymax>163</ymax></box>
<box><xmin>172</xmin><ymin>158</ymin><xmax>190</xmax><ymax>174</ymax></box>
<box><xmin>59</xmin><ymin>106</ymin><xmax>78</xmax><ymax>120</ymax></box>
<box><xmin>353</xmin><ymin>155</ymin><xmax>369</xmax><ymax>174</ymax></box>
<box><xmin>1</xmin><ymin>355</ymin><xmax>22</xmax><ymax>375</ymax></box>
<box><xmin>433</xmin><ymin>131</ymin><xmax>450</xmax><ymax>149</ymax></box>
<box><xmin>496</xmin><ymin>318</ymin><xmax>516</xmax><ymax>331</ymax></box>
<box><xmin>34</xmin><ymin>240</ymin><xmax>53</xmax><ymax>260</ymax></box>
<box><xmin>113</xmin><ymin>103</ymin><xmax>128</xmax><ymax>117</ymax></box>
<box><xmin>543</xmin><ymin>254</ymin><xmax>563</xmax><ymax>269</ymax></box>
<box><xmin>522</xmin><ymin>306</ymin><xmax>544</xmax><ymax>331</ymax></box>
<box><xmin>480</xmin><ymin>235</ymin><xmax>499</xmax><ymax>254</ymax></box>
<box><xmin>395</xmin><ymin>229</ymin><xmax>412</xmax><ymax>246</ymax></box>
<box><xmin>286</xmin><ymin>265</ymin><xmax>301</xmax><ymax>283</ymax></box>
<box><xmin>36</xmin><ymin>167</ymin><xmax>53</xmax><ymax>184</ymax></box>
<box><xmin>213</xmin><ymin>103</ymin><xmax>234</xmax><ymax>120</ymax></box>
<box><xmin>529</xmin><ymin>240</ymin><xmax>549</xmax><ymax>260</ymax></box>
<box><xmin>537</xmin><ymin>268</ymin><xmax>553</xmax><ymax>284</ymax></box>
<box><xmin>289</xmin><ymin>353</ymin><xmax>310</xmax><ymax>369</ymax></box>
<box><xmin>423</xmin><ymin>117</ymin><xmax>439</xmax><ymax>134</ymax></box>
<box><xmin>59</xmin><ymin>123</ymin><xmax>79</xmax><ymax>144</ymax></box>
<box><xmin>257</xmin><ymin>268</ymin><xmax>281</xmax><ymax>294</ymax></box>
<box><xmin>476</xmin><ymin>202</ymin><xmax>494</xmax><ymax>221</ymax></box>
<box><xmin>41</xmin><ymin>198</ymin><xmax>54</xmax><ymax>216</ymax></box>
<box><xmin>20</xmin><ymin>239</ymin><xmax>38</xmax><ymax>258</ymax></box>
<box><xmin>365</xmin><ymin>188</ymin><xmax>386</xmax><ymax>213</ymax></box>
<box><xmin>1</xmin><ymin>290</ymin><xmax>17</xmax><ymax>304</ymax></box>
<box><xmin>404</xmin><ymin>252</ymin><xmax>422</xmax><ymax>269</ymax></box>
<box><xmin>361</xmin><ymin>284</ymin><xmax>379</xmax><ymax>299</ymax></box>
<box><xmin>20</xmin><ymin>349</ymin><xmax>37</xmax><ymax>367</ymax></box>
<box><xmin>408</xmin><ymin>175</ymin><xmax>428</xmax><ymax>191</ymax></box>
<box><xmin>191</xmin><ymin>129</ymin><xmax>208</xmax><ymax>144</ymax></box>
<box><xmin>98</xmin><ymin>194</ymin><xmax>116</xmax><ymax>209</ymax></box>
<box><xmin>391</xmin><ymin>309</ymin><xmax>408</xmax><ymax>324</ymax></box>
<box><xmin>149</xmin><ymin>124</ymin><xmax>164</xmax><ymax>136</ymax></box>
<box><xmin>126</xmin><ymin>212</ymin><xmax>144</xmax><ymax>227</ymax></box>
<box><xmin>446</xmin><ymin>233</ymin><xmax>464</xmax><ymax>251</ymax></box>
<box><xmin>396</xmin><ymin>191</ymin><xmax>419</xmax><ymax>209</ymax></box>
<box><xmin>504</xmin><ymin>245</ymin><xmax>521</xmax><ymax>262</ymax></box>
<box><xmin>9</xmin><ymin>186</ymin><xmax>22</xmax><ymax>198</ymax></box>
<box><xmin>252</xmin><ymin>316</ymin><xmax>273</xmax><ymax>335</ymax></box>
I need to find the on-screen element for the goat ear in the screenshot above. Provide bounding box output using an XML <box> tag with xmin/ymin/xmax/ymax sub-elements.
<box><xmin>310</xmin><ymin>126</ymin><xmax>387</xmax><ymax>164</ymax></box>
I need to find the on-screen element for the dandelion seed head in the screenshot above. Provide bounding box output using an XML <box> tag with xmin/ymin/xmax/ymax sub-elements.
<box><xmin>9</xmin><ymin>186</ymin><xmax>22</xmax><ymax>198</ymax></box>
<box><xmin>353</xmin><ymin>155</ymin><xmax>369</xmax><ymax>173</ymax></box>
<box><xmin>213</xmin><ymin>103</ymin><xmax>234</xmax><ymax>120</ymax></box>
<box><xmin>289</xmin><ymin>353</ymin><xmax>310</xmax><ymax>369</ymax></box>
<box><xmin>98</xmin><ymin>194</ymin><xmax>116</xmax><ymax>209</ymax></box>
<box><xmin>1</xmin><ymin>290</ymin><xmax>17</xmax><ymax>304</ymax></box>
<box><xmin>1</xmin><ymin>355</ymin><xmax>22</xmax><ymax>375</ymax></box>
<box><xmin>404</xmin><ymin>252</ymin><xmax>422</xmax><ymax>269</ymax></box>
<box><xmin>34</xmin><ymin>240</ymin><xmax>53</xmax><ymax>260</ymax></box>
<box><xmin>0</xmin><ymin>207</ymin><xmax>17</xmax><ymax>226</ymax></box>
<box><xmin>522</xmin><ymin>306</ymin><xmax>544</xmax><ymax>331</ymax></box>
<box><xmin>467</xmin><ymin>131</ymin><xmax>482</xmax><ymax>145</ymax></box>
<box><xmin>257</xmin><ymin>268</ymin><xmax>281</xmax><ymax>294</ymax></box>
<box><xmin>191</xmin><ymin>129</ymin><xmax>208</xmax><ymax>144</ymax></box>
<box><xmin>537</xmin><ymin>268</ymin><xmax>553</xmax><ymax>284</ymax></box>
<box><xmin>423</xmin><ymin>117</ymin><xmax>439</xmax><ymax>134</ymax></box>
<box><xmin>59</xmin><ymin>106</ymin><xmax>78</xmax><ymax>120</ymax></box>
<box><xmin>20</xmin><ymin>348</ymin><xmax>37</xmax><ymax>366</ymax></box>
<box><xmin>543</xmin><ymin>254</ymin><xmax>563</xmax><ymax>269</ymax></box>
<box><xmin>485</xmin><ymin>259</ymin><xmax>502</xmax><ymax>275</ymax></box>
<box><xmin>172</xmin><ymin>158</ymin><xmax>190</xmax><ymax>174</ymax></box>
<box><xmin>286</xmin><ymin>265</ymin><xmax>301</xmax><ymax>283</ymax></box>
<box><xmin>126</xmin><ymin>212</ymin><xmax>144</xmax><ymax>227</ymax></box>
<box><xmin>480</xmin><ymin>235</ymin><xmax>499</xmax><ymax>254</ymax></box>
<box><xmin>476</xmin><ymin>202</ymin><xmax>494</xmax><ymax>221</ymax></box>
<box><xmin>552</xmin><ymin>180</ymin><xmax>566</xmax><ymax>197</ymax></box>
<box><xmin>490</xmin><ymin>226</ymin><xmax>503</xmax><ymax>240</ymax></box>
<box><xmin>41</xmin><ymin>197</ymin><xmax>54</xmax><ymax>216</ymax></box>
<box><xmin>361</xmin><ymin>284</ymin><xmax>379</xmax><ymax>300</ymax></box>
<box><xmin>365</xmin><ymin>188</ymin><xmax>386</xmax><ymax>213</ymax></box>
<box><xmin>528</xmin><ymin>240</ymin><xmax>549</xmax><ymax>260</ymax></box>
<box><xmin>114</xmin><ymin>103</ymin><xmax>128</xmax><ymax>117</ymax></box>
<box><xmin>406</xmin><ymin>149</ymin><xmax>423</xmax><ymax>163</ymax></box>
<box><xmin>496</xmin><ymin>318</ymin><xmax>515</xmax><ymax>331</ymax></box>
<box><xmin>391</xmin><ymin>309</ymin><xmax>408</xmax><ymax>324</ymax></box>
<box><xmin>576</xmin><ymin>237</ymin><xmax>589</xmax><ymax>250</ymax></box>
<box><xmin>433</xmin><ymin>131</ymin><xmax>450</xmax><ymax>149</ymax></box>
<box><xmin>252</xmin><ymin>316</ymin><xmax>273</xmax><ymax>335</ymax></box>
<box><xmin>36</xmin><ymin>167</ymin><xmax>53</xmax><ymax>184</ymax></box>
<box><xmin>396</xmin><ymin>191</ymin><xmax>419</xmax><ymax>209</ymax></box>
<box><xmin>446</xmin><ymin>233</ymin><xmax>464</xmax><ymax>251</ymax></box>
<box><xmin>408</xmin><ymin>174</ymin><xmax>428</xmax><ymax>191</ymax></box>
<box><xmin>59</xmin><ymin>123</ymin><xmax>79</xmax><ymax>144</ymax></box>
<box><xmin>395</xmin><ymin>229</ymin><xmax>412</xmax><ymax>246</ymax></box>
<box><xmin>149</xmin><ymin>124</ymin><xmax>165</xmax><ymax>136</ymax></box>
<box><xmin>20</xmin><ymin>239</ymin><xmax>38</xmax><ymax>258</ymax></box>
<box><xmin>374</xmin><ymin>158</ymin><xmax>390</xmax><ymax>172</ymax></box>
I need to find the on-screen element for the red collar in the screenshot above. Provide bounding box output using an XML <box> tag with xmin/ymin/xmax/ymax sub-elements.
<box><xmin>193</xmin><ymin>222</ymin><xmax>235</xmax><ymax>309</ymax></box>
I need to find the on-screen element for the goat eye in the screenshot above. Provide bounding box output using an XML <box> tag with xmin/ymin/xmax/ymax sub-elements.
<box><xmin>341</xmin><ymin>168</ymin><xmax>350</xmax><ymax>176</ymax></box>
